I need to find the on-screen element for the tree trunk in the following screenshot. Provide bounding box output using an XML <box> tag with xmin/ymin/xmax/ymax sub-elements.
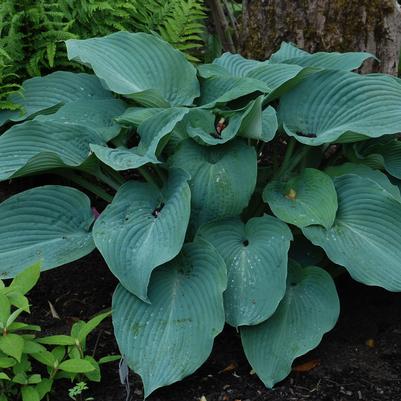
<box><xmin>240</xmin><ymin>0</ymin><xmax>401</xmax><ymax>75</ymax></box>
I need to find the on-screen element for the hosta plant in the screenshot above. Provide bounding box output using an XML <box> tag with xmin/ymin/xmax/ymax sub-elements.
<box><xmin>1</xmin><ymin>31</ymin><xmax>401</xmax><ymax>396</ymax></box>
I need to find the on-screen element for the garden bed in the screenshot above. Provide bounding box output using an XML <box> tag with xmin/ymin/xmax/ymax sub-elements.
<box><xmin>2</xmin><ymin>149</ymin><xmax>401</xmax><ymax>401</ymax></box>
<box><xmin>24</xmin><ymin>248</ymin><xmax>401</xmax><ymax>401</ymax></box>
<box><xmin>2</xmin><ymin>177</ymin><xmax>401</xmax><ymax>401</ymax></box>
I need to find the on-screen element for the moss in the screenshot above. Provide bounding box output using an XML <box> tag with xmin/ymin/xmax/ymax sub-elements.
<box><xmin>241</xmin><ymin>0</ymin><xmax>396</xmax><ymax>59</ymax></box>
<box><xmin>323</xmin><ymin>0</ymin><xmax>393</xmax><ymax>51</ymax></box>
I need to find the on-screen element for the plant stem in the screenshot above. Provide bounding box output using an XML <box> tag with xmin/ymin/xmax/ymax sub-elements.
<box><xmin>325</xmin><ymin>145</ymin><xmax>344</xmax><ymax>167</ymax></box>
<box><xmin>138</xmin><ymin>166</ymin><xmax>160</xmax><ymax>188</ymax></box>
<box><xmin>95</xmin><ymin>170</ymin><xmax>121</xmax><ymax>191</ymax></box>
<box><xmin>103</xmin><ymin>166</ymin><xmax>126</xmax><ymax>186</ymax></box>
<box><xmin>55</xmin><ymin>171</ymin><xmax>113</xmax><ymax>202</ymax></box>
<box><xmin>285</xmin><ymin>146</ymin><xmax>310</xmax><ymax>174</ymax></box>
<box><xmin>277</xmin><ymin>138</ymin><xmax>296</xmax><ymax>177</ymax></box>
<box><xmin>153</xmin><ymin>165</ymin><xmax>167</xmax><ymax>186</ymax></box>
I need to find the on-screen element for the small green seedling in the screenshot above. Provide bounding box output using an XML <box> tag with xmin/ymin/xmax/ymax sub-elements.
<box><xmin>68</xmin><ymin>381</ymin><xmax>94</xmax><ymax>401</ymax></box>
<box><xmin>0</xmin><ymin>264</ymin><xmax>119</xmax><ymax>401</ymax></box>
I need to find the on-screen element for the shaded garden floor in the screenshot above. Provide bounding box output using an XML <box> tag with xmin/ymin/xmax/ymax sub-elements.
<box><xmin>26</xmin><ymin>251</ymin><xmax>401</xmax><ymax>401</ymax></box>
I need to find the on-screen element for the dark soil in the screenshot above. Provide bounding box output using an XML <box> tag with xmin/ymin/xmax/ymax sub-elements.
<box><xmin>2</xmin><ymin>177</ymin><xmax>401</xmax><ymax>401</ymax></box>
<box><xmin>25</xmin><ymin>252</ymin><xmax>401</xmax><ymax>401</ymax></box>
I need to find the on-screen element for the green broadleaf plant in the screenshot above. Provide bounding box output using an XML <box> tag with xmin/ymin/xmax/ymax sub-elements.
<box><xmin>1</xmin><ymin>33</ymin><xmax>401</xmax><ymax>395</ymax></box>
<box><xmin>0</xmin><ymin>264</ymin><xmax>119</xmax><ymax>401</ymax></box>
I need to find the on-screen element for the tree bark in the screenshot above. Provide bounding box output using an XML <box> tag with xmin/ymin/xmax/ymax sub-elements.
<box><xmin>240</xmin><ymin>0</ymin><xmax>401</xmax><ymax>75</ymax></box>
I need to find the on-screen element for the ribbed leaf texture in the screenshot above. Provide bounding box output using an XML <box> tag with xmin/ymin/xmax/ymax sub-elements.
<box><xmin>197</xmin><ymin>216</ymin><xmax>293</xmax><ymax>327</ymax></box>
<box><xmin>112</xmin><ymin>240</ymin><xmax>226</xmax><ymax>397</ymax></box>
<box><xmin>0</xmin><ymin>186</ymin><xmax>95</xmax><ymax>278</ymax></box>
<box><xmin>93</xmin><ymin>170</ymin><xmax>191</xmax><ymax>301</ymax></box>
<box><xmin>241</xmin><ymin>261</ymin><xmax>339</xmax><ymax>388</ymax></box>
<box><xmin>304</xmin><ymin>173</ymin><xmax>401</xmax><ymax>290</ymax></box>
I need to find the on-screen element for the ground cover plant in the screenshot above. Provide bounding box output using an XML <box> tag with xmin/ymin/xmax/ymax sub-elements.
<box><xmin>0</xmin><ymin>263</ymin><xmax>119</xmax><ymax>401</ymax></box>
<box><xmin>1</xmin><ymin>31</ymin><xmax>401</xmax><ymax>397</ymax></box>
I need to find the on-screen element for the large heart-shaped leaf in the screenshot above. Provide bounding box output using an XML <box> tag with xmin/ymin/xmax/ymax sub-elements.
<box><xmin>93</xmin><ymin>170</ymin><xmax>191</xmax><ymax>301</ymax></box>
<box><xmin>270</xmin><ymin>42</ymin><xmax>310</xmax><ymax>63</ymax></box>
<box><xmin>246</xmin><ymin>63</ymin><xmax>312</xmax><ymax>100</ymax></box>
<box><xmin>197</xmin><ymin>63</ymin><xmax>229</xmax><ymax>79</ymax></box>
<box><xmin>236</xmin><ymin>96</ymin><xmax>264</xmax><ymax>141</ymax></box>
<box><xmin>0</xmin><ymin>72</ymin><xmax>112</xmax><ymax>125</ymax></box>
<box><xmin>279</xmin><ymin>70</ymin><xmax>401</xmax><ymax>145</ymax></box>
<box><xmin>0</xmin><ymin>186</ymin><xmax>95</xmax><ymax>278</ymax></box>
<box><xmin>66</xmin><ymin>32</ymin><xmax>199</xmax><ymax>107</ymax></box>
<box><xmin>241</xmin><ymin>261</ymin><xmax>339</xmax><ymax>388</ymax></box>
<box><xmin>325</xmin><ymin>162</ymin><xmax>401</xmax><ymax>201</ymax></box>
<box><xmin>186</xmin><ymin>98</ymin><xmax>267</xmax><ymax>145</ymax></box>
<box><xmin>35</xmin><ymin>98</ymin><xmax>126</xmax><ymax>141</ymax></box>
<box><xmin>350</xmin><ymin>137</ymin><xmax>401</xmax><ymax>179</ymax></box>
<box><xmin>212</xmin><ymin>52</ymin><xmax>268</xmax><ymax>77</ymax></box>
<box><xmin>112</xmin><ymin>240</ymin><xmax>226</xmax><ymax>397</ymax></box>
<box><xmin>269</xmin><ymin>42</ymin><xmax>374</xmax><ymax>71</ymax></box>
<box><xmin>284</xmin><ymin>51</ymin><xmax>375</xmax><ymax>71</ymax></box>
<box><xmin>169</xmin><ymin>139</ymin><xmax>257</xmax><ymax>231</ymax></box>
<box><xmin>303</xmin><ymin>174</ymin><xmax>401</xmax><ymax>290</ymax></box>
<box><xmin>260</xmin><ymin>106</ymin><xmax>278</xmax><ymax>142</ymax></box>
<box><xmin>0</xmin><ymin>120</ymin><xmax>105</xmax><ymax>181</ymax></box>
<box><xmin>116</xmin><ymin>107</ymin><xmax>163</xmax><ymax>128</ymax></box>
<box><xmin>264</xmin><ymin>168</ymin><xmax>338</xmax><ymax>229</ymax></box>
<box><xmin>198</xmin><ymin>76</ymin><xmax>269</xmax><ymax>108</ymax></box>
<box><xmin>197</xmin><ymin>215</ymin><xmax>292</xmax><ymax>327</ymax></box>
<box><xmin>90</xmin><ymin>108</ymin><xmax>189</xmax><ymax>171</ymax></box>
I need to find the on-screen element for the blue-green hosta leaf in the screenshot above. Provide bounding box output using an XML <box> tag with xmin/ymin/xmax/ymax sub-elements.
<box><xmin>284</xmin><ymin>51</ymin><xmax>375</xmax><ymax>71</ymax></box>
<box><xmin>197</xmin><ymin>63</ymin><xmax>232</xmax><ymax>78</ymax></box>
<box><xmin>0</xmin><ymin>72</ymin><xmax>112</xmax><ymax>126</ymax></box>
<box><xmin>185</xmin><ymin>109</ymin><xmax>227</xmax><ymax>145</ymax></box>
<box><xmin>263</xmin><ymin>168</ymin><xmax>338</xmax><ymax>229</ymax></box>
<box><xmin>325</xmin><ymin>163</ymin><xmax>401</xmax><ymax>202</ymax></box>
<box><xmin>93</xmin><ymin>170</ymin><xmax>191</xmax><ymax>301</ymax></box>
<box><xmin>279</xmin><ymin>70</ymin><xmax>401</xmax><ymax>146</ymax></box>
<box><xmin>112</xmin><ymin>240</ymin><xmax>226</xmax><ymax>397</ymax></box>
<box><xmin>66</xmin><ymin>32</ymin><xmax>199</xmax><ymax>107</ymax></box>
<box><xmin>198</xmin><ymin>76</ymin><xmax>269</xmax><ymax>108</ymax></box>
<box><xmin>197</xmin><ymin>216</ymin><xmax>292</xmax><ymax>327</ymax></box>
<box><xmin>212</xmin><ymin>52</ymin><xmax>269</xmax><ymax>77</ymax></box>
<box><xmin>237</xmin><ymin>97</ymin><xmax>278</xmax><ymax>142</ymax></box>
<box><xmin>90</xmin><ymin>107</ymin><xmax>189</xmax><ymax>171</ymax></box>
<box><xmin>35</xmin><ymin>98</ymin><xmax>126</xmax><ymax>141</ymax></box>
<box><xmin>236</xmin><ymin>96</ymin><xmax>262</xmax><ymax>141</ymax></box>
<box><xmin>0</xmin><ymin>120</ymin><xmax>105</xmax><ymax>181</ymax></box>
<box><xmin>164</xmin><ymin>120</ymin><xmax>189</xmax><ymax>155</ymax></box>
<box><xmin>0</xmin><ymin>186</ymin><xmax>95</xmax><ymax>278</ymax></box>
<box><xmin>270</xmin><ymin>42</ymin><xmax>310</xmax><ymax>63</ymax></box>
<box><xmin>269</xmin><ymin>42</ymin><xmax>374</xmax><ymax>71</ymax></box>
<box><xmin>260</xmin><ymin>106</ymin><xmax>278</xmax><ymax>142</ymax></box>
<box><xmin>116</xmin><ymin>107</ymin><xmax>163</xmax><ymax>127</ymax></box>
<box><xmin>351</xmin><ymin>137</ymin><xmax>401</xmax><ymax>179</ymax></box>
<box><xmin>303</xmin><ymin>174</ymin><xmax>401</xmax><ymax>290</ymax></box>
<box><xmin>169</xmin><ymin>139</ymin><xmax>257</xmax><ymax>231</ymax></box>
<box><xmin>241</xmin><ymin>261</ymin><xmax>339</xmax><ymax>388</ymax></box>
<box><xmin>246</xmin><ymin>63</ymin><xmax>312</xmax><ymax>100</ymax></box>
<box><xmin>186</xmin><ymin>98</ymin><xmax>266</xmax><ymax>145</ymax></box>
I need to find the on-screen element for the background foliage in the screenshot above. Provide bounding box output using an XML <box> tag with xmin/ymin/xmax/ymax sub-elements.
<box><xmin>0</xmin><ymin>0</ymin><xmax>207</xmax><ymax>110</ymax></box>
